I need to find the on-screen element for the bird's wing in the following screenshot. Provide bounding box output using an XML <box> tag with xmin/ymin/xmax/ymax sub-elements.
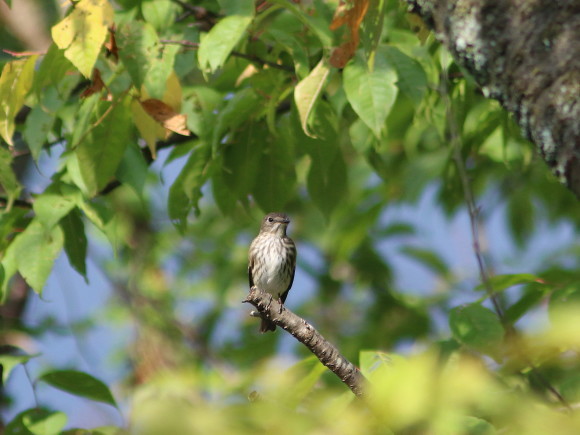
<box><xmin>281</xmin><ymin>241</ymin><xmax>296</xmax><ymax>304</ymax></box>
<box><xmin>248</xmin><ymin>257</ymin><xmax>254</xmax><ymax>288</ymax></box>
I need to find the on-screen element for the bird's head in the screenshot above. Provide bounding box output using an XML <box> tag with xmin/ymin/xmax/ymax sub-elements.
<box><xmin>260</xmin><ymin>212</ymin><xmax>291</xmax><ymax>236</ymax></box>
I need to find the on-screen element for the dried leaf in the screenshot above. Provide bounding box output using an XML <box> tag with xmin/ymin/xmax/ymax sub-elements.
<box><xmin>139</xmin><ymin>98</ymin><xmax>190</xmax><ymax>136</ymax></box>
<box><xmin>80</xmin><ymin>68</ymin><xmax>108</xmax><ymax>99</ymax></box>
<box><xmin>104</xmin><ymin>26</ymin><xmax>119</xmax><ymax>61</ymax></box>
<box><xmin>329</xmin><ymin>0</ymin><xmax>370</xmax><ymax>68</ymax></box>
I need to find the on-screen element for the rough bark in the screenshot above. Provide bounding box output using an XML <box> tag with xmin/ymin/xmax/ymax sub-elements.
<box><xmin>406</xmin><ymin>0</ymin><xmax>580</xmax><ymax>197</ymax></box>
<box><xmin>243</xmin><ymin>287</ymin><xmax>368</xmax><ymax>398</ymax></box>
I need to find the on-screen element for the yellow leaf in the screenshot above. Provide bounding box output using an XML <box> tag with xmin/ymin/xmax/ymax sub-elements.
<box><xmin>51</xmin><ymin>0</ymin><xmax>114</xmax><ymax>78</ymax></box>
<box><xmin>131</xmin><ymin>72</ymin><xmax>188</xmax><ymax>158</ymax></box>
<box><xmin>131</xmin><ymin>98</ymin><xmax>167</xmax><ymax>158</ymax></box>
<box><xmin>294</xmin><ymin>59</ymin><xmax>330</xmax><ymax>138</ymax></box>
<box><xmin>0</xmin><ymin>56</ymin><xmax>37</xmax><ymax>145</ymax></box>
<box><xmin>162</xmin><ymin>72</ymin><xmax>182</xmax><ymax>113</ymax></box>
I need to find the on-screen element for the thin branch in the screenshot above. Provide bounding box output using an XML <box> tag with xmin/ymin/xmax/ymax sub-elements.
<box><xmin>439</xmin><ymin>62</ymin><xmax>569</xmax><ymax>409</ymax></box>
<box><xmin>0</xmin><ymin>197</ymin><xmax>33</xmax><ymax>209</ymax></box>
<box><xmin>442</xmin><ymin>80</ymin><xmax>505</xmax><ymax>319</ymax></box>
<box><xmin>243</xmin><ymin>287</ymin><xmax>369</xmax><ymax>398</ymax></box>
<box><xmin>160</xmin><ymin>39</ymin><xmax>295</xmax><ymax>73</ymax></box>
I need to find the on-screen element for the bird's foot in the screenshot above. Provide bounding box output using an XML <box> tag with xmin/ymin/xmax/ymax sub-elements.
<box><xmin>265</xmin><ymin>293</ymin><xmax>274</xmax><ymax>311</ymax></box>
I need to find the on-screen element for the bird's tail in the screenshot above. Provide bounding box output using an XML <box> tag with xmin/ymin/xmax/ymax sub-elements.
<box><xmin>260</xmin><ymin>318</ymin><xmax>276</xmax><ymax>333</ymax></box>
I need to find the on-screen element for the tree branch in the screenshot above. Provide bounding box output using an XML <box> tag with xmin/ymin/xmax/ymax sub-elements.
<box><xmin>243</xmin><ymin>287</ymin><xmax>368</xmax><ymax>399</ymax></box>
<box><xmin>160</xmin><ymin>39</ymin><xmax>295</xmax><ymax>73</ymax></box>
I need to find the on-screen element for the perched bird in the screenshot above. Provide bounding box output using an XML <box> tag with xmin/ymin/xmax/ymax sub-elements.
<box><xmin>248</xmin><ymin>212</ymin><xmax>297</xmax><ymax>333</ymax></box>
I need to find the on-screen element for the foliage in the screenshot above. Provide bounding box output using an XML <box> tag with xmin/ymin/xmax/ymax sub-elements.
<box><xmin>0</xmin><ymin>0</ymin><xmax>579</xmax><ymax>433</ymax></box>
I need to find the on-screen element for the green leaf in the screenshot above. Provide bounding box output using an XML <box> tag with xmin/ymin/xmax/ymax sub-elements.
<box><xmin>117</xmin><ymin>21</ymin><xmax>177</xmax><ymax>98</ymax></box>
<box><xmin>221</xmin><ymin>123</ymin><xmax>265</xmax><ymax>199</ymax></box>
<box><xmin>33</xmin><ymin>184</ymin><xmax>80</xmax><ymax>231</ymax></box>
<box><xmin>5</xmin><ymin>408</ymin><xmax>67</xmax><ymax>435</ymax></box>
<box><xmin>382</xmin><ymin>46</ymin><xmax>428</xmax><ymax>106</ymax></box>
<box><xmin>308</xmin><ymin>147</ymin><xmax>347</xmax><ymax>218</ymax></box>
<box><xmin>298</xmin><ymin>103</ymin><xmax>346</xmax><ymax>217</ymax></box>
<box><xmin>117</xmin><ymin>21</ymin><xmax>157</xmax><ymax>90</ymax></box>
<box><xmin>211</xmin><ymin>162</ymin><xmax>238</xmax><ymax>216</ymax></box>
<box><xmin>0</xmin><ymin>346</ymin><xmax>38</xmax><ymax>385</ymax></box>
<box><xmin>294</xmin><ymin>59</ymin><xmax>330</xmax><ymax>137</ymax></box>
<box><xmin>23</xmin><ymin>87</ymin><xmax>63</xmax><ymax>161</ymax></box>
<box><xmin>182</xmin><ymin>86</ymin><xmax>223</xmax><ymax>139</ymax></box>
<box><xmin>251</xmin><ymin>126</ymin><xmax>296</xmax><ymax>213</ymax></box>
<box><xmin>33</xmin><ymin>43</ymin><xmax>75</xmax><ymax>94</ymax></box>
<box><xmin>71</xmin><ymin>93</ymin><xmax>101</xmax><ymax>148</ymax></box>
<box><xmin>0</xmin><ymin>56</ymin><xmax>37</xmax><ymax>145</ymax></box>
<box><xmin>507</xmin><ymin>191</ymin><xmax>534</xmax><ymax>248</ymax></box>
<box><xmin>116</xmin><ymin>142</ymin><xmax>149</xmax><ymax>198</ymax></box>
<box><xmin>504</xmin><ymin>287</ymin><xmax>546</xmax><ymax>324</ymax></box>
<box><xmin>0</xmin><ymin>147</ymin><xmax>21</xmax><ymax>209</ymax></box>
<box><xmin>168</xmin><ymin>143</ymin><xmax>212</xmax><ymax>231</ymax></box>
<box><xmin>449</xmin><ymin>303</ymin><xmax>504</xmax><ymax>355</ymax></box>
<box><xmin>76</xmin><ymin>96</ymin><xmax>132</xmax><ymax>196</ymax></box>
<box><xmin>268</xmin><ymin>0</ymin><xmax>332</xmax><ymax>47</ymax></box>
<box><xmin>50</xmin><ymin>0</ymin><xmax>114</xmax><ymax>77</ymax></box>
<box><xmin>400</xmin><ymin>246</ymin><xmax>449</xmax><ymax>277</ymax></box>
<box><xmin>212</xmin><ymin>88</ymin><xmax>262</xmax><ymax>153</ymax></box>
<box><xmin>218</xmin><ymin>0</ymin><xmax>254</xmax><ymax>15</ymax></box>
<box><xmin>343</xmin><ymin>51</ymin><xmax>397</xmax><ymax>138</ymax></box>
<box><xmin>475</xmin><ymin>273</ymin><xmax>545</xmax><ymax>293</ymax></box>
<box><xmin>12</xmin><ymin>220</ymin><xmax>64</xmax><ymax>294</ymax></box>
<box><xmin>198</xmin><ymin>14</ymin><xmax>253</xmax><ymax>73</ymax></box>
<box><xmin>61</xmin><ymin>209</ymin><xmax>88</xmax><ymax>281</ymax></box>
<box><xmin>141</xmin><ymin>0</ymin><xmax>178</xmax><ymax>32</ymax></box>
<box><xmin>267</xmin><ymin>29</ymin><xmax>310</xmax><ymax>78</ymax></box>
<box><xmin>39</xmin><ymin>370</ymin><xmax>117</xmax><ymax>407</ymax></box>
<box><xmin>361</xmin><ymin>0</ymin><xmax>387</xmax><ymax>66</ymax></box>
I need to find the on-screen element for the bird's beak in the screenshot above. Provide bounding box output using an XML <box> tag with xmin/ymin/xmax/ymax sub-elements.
<box><xmin>282</xmin><ymin>218</ymin><xmax>290</xmax><ymax>224</ymax></box>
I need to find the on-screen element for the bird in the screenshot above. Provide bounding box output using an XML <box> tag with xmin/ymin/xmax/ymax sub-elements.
<box><xmin>248</xmin><ymin>212</ymin><xmax>297</xmax><ymax>333</ymax></box>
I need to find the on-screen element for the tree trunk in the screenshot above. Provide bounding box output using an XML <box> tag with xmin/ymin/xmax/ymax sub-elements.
<box><xmin>405</xmin><ymin>0</ymin><xmax>580</xmax><ymax>198</ymax></box>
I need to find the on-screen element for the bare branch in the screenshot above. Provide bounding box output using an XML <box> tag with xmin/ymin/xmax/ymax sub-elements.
<box><xmin>243</xmin><ymin>287</ymin><xmax>368</xmax><ymax>399</ymax></box>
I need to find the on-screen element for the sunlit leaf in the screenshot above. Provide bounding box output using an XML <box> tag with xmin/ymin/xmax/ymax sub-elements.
<box><xmin>294</xmin><ymin>59</ymin><xmax>330</xmax><ymax>137</ymax></box>
<box><xmin>51</xmin><ymin>0</ymin><xmax>114</xmax><ymax>77</ymax></box>
<box><xmin>343</xmin><ymin>51</ymin><xmax>397</xmax><ymax>138</ymax></box>
<box><xmin>12</xmin><ymin>220</ymin><xmax>64</xmax><ymax>294</ymax></box>
<box><xmin>0</xmin><ymin>56</ymin><xmax>37</xmax><ymax>145</ymax></box>
<box><xmin>198</xmin><ymin>14</ymin><xmax>253</xmax><ymax>73</ymax></box>
<box><xmin>5</xmin><ymin>409</ymin><xmax>67</xmax><ymax>435</ymax></box>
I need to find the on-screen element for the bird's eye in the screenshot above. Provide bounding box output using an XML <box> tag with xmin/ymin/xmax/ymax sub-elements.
<box><xmin>268</xmin><ymin>217</ymin><xmax>274</xmax><ymax>222</ymax></box>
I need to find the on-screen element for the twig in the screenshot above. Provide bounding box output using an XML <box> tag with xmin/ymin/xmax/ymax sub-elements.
<box><xmin>0</xmin><ymin>197</ymin><xmax>33</xmax><ymax>209</ymax></box>
<box><xmin>439</xmin><ymin>60</ymin><xmax>569</xmax><ymax>408</ymax></box>
<box><xmin>243</xmin><ymin>287</ymin><xmax>368</xmax><ymax>398</ymax></box>
<box><xmin>160</xmin><ymin>39</ymin><xmax>295</xmax><ymax>73</ymax></box>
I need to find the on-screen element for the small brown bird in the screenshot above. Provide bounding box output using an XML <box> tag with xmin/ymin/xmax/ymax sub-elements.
<box><xmin>248</xmin><ymin>212</ymin><xmax>297</xmax><ymax>333</ymax></box>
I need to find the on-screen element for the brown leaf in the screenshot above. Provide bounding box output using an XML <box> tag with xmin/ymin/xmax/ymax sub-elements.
<box><xmin>140</xmin><ymin>98</ymin><xmax>191</xmax><ymax>136</ymax></box>
<box><xmin>80</xmin><ymin>68</ymin><xmax>107</xmax><ymax>99</ymax></box>
<box><xmin>329</xmin><ymin>0</ymin><xmax>369</xmax><ymax>68</ymax></box>
<box><xmin>104</xmin><ymin>26</ymin><xmax>119</xmax><ymax>61</ymax></box>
